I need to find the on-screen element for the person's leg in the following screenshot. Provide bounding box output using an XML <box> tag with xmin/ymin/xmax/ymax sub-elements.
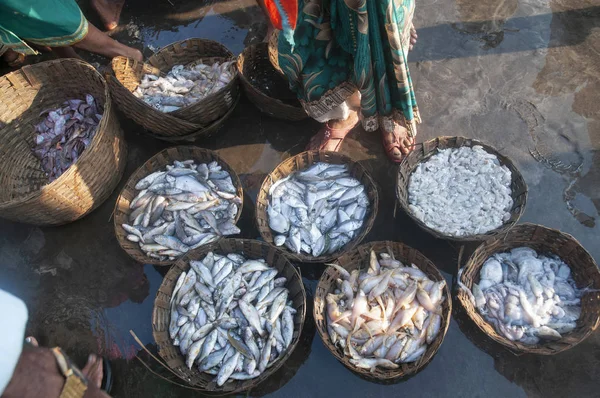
<box><xmin>90</xmin><ymin>0</ymin><xmax>125</xmax><ymax>31</ymax></box>
<box><xmin>72</xmin><ymin>23</ymin><xmax>142</xmax><ymax>60</ymax></box>
<box><xmin>381</xmin><ymin>119</ymin><xmax>416</xmax><ymax>163</ymax></box>
<box><xmin>51</xmin><ymin>46</ymin><xmax>81</xmax><ymax>59</ymax></box>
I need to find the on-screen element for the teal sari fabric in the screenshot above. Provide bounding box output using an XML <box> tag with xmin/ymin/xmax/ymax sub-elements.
<box><xmin>276</xmin><ymin>0</ymin><xmax>420</xmax><ymax>133</ymax></box>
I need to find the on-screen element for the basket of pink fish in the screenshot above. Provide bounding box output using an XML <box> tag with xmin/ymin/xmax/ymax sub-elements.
<box><xmin>314</xmin><ymin>241</ymin><xmax>451</xmax><ymax>381</ymax></box>
<box><xmin>0</xmin><ymin>59</ymin><xmax>126</xmax><ymax>225</ymax></box>
<box><xmin>457</xmin><ymin>223</ymin><xmax>600</xmax><ymax>355</ymax></box>
<box><xmin>107</xmin><ymin>38</ymin><xmax>239</xmax><ymax>141</ymax></box>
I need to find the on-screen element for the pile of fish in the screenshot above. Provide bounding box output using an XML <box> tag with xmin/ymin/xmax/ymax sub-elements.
<box><xmin>458</xmin><ymin>247</ymin><xmax>583</xmax><ymax>344</ymax></box>
<box><xmin>267</xmin><ymin>162</ymin><xmax>369</xmax><ymax>257</ymax></box>
<box><xmin>134</xmin><ymin>62</ymin><xmax>234</xmax><ymax>113</ymax></box>
<box><xmin>408</xmin><ymin>146</ymin><xmax>513</xmax><ymax>237</ymax></box>
<box><xmin>122</xmin><ymin>160</ymin><xmax>241</xmax><ymax>261</ymax></box>
<box><xmin>33</xmin><ymin>95</ymin><xmax>102</xmax><ymax>181</ymax></box>
<box><xmin>326</xmin><ymin>250</ymin><xmax>445</xmax><ymax>371</ymax></box>
<box><xmin>169</xmin><ymin>252</ymin><xmax>296</xmax><ymax>386</ymax></box>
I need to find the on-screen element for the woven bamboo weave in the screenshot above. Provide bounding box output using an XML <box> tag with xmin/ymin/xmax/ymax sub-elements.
<box><xmin>108</xmin><ymin>38</ymin><xmax>238</xmax><ymax>137</ymax></box>
<box><xmin>237</xmin><ymin>43</ymin><xmax>307</xmax><ymax>121</ymax></box>
<box><xmin>114</xmin><ymin>146</ymin><xmax>243</xmax><ymax>266</ymax></box>
<box><xmin>152</xmin><ymin>239</ymin><xmax>306</xmax><ymax>393</ymax></box>
<box><xmin>315</xmin><ymin>241</ymin><xmax>452</xmax><ymax>381</ymax></box>
<box><xmin>0</xmin><ymin>59</ymin><xmax>126</xmax><ymax>225</ymax></box>
<box><xmin>457</xmin><ymin>223</ymin><xmax>600</xmax><ymax>355</ymax></box>
<box><xmin>396</xmin><ymin>136</ymin><xmax>527</xmax><ymax>242</ymax></box>
<box><xmin>256</xmin><ymin>150</ymin><xmax>378</xmax><ymax>263</ymax></box>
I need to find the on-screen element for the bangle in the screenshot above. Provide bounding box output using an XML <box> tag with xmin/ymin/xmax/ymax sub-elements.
<box><xmin>50</xmin><ymin>347</ymin><xmax>88</xmax><ymax>398</ymax></box>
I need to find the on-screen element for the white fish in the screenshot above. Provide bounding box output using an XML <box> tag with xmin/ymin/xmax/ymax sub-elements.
<box><xmin>266</xmin><ymin>162</ymin><xmax>369</xmax><ymax>257</ymax></box>
<box><xmin>122</xmin><ymin>160</ymin><xmax>242</xmax><ymax>261</ymax></box>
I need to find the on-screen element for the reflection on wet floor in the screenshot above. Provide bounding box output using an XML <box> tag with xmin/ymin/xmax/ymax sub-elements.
<box><xmin>0</xmin><ymin>0</ymin><xmax>599</xmax><ymax>397</ymax></box>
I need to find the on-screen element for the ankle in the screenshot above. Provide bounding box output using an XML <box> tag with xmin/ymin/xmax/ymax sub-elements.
<box><xmin>329</xmin><ymin>111</ymin><xmax>358</xmax><ymax>130</ymax></box>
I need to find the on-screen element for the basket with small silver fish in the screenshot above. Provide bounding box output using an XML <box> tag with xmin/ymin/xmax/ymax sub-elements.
<box><xmin>107</xmin><ymin>38</ymin><xmax>239</xmax><ymax>139</ymax></box>
<box><xmin>396</xmin><ymin>136</ymin><xmax>527</xmax><ymax>242</ymax></box>
<box><xmin>114</xmin><ymin>146</ymin><xmax>243</xmax><ymax>266</ymax></box>
<box><xmin>152</xmin><ymin>239</ymin><xmax>306</xmax><ymax>393</ymax></box>
<box><xmin>256</xmin><ymin>151</ymin><xmax>379</xmax><ymax>263</ymax></box>
<box><xmin>457</xmin><ymin>223</ymin><xmax>600</xmax><ymax>355</ymax></box>
<box><xmin>315</xmin><ymin>241</ymin><xmax>452</xmax><ymax>381</ymax></box>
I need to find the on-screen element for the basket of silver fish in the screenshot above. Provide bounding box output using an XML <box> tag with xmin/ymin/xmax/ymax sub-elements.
<box><xmin>114</xmin><ymin>146</ymin><xmax>243</xmax><ymax>265</ymax></box>
<box><xmin>152</xmin><ymin>238</ymin><xmax>306</xmax><ymax>393</ymax></box>
<box><xmin>314</xmin><ymin>241</ymin><xmax>451</xmax><ymax>381</ymax></box>
<box><xmin>237</xmin><ymin>43</ymin><xmax>307</xmax><ymax>121</ymax></box>
<box><xmin>457</xmin><ymin>223</ymin><xmax>600</xmax><ymax>355</ymax></box>
<box><xmin>0</xmin><ymin>59</ymin><xmax>126</xmax><ymax>226</ymax></box>
<box><xmin>396</xmin><ymin>136</ymin><xmax>527</xmax><ymax>241</ymax></box>
<box><xmin>256</xmin><ymin>150</ymin><xmax>378</xmax><ymax>263</ymax></box>
<box><xmin>107</xmin><ymin>38</ymin><xmax>239</xmax><ymax>138</ymax></box>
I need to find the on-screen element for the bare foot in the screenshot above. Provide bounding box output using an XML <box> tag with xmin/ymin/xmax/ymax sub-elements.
<box><xmin>307</xmin><ymin>112</ymin><xmax>359</xmax><ymax>152</ymax></box>
<box><xmin>409</xmin><ymin>25</ymin><xmax>418</xmax><ymax>51</ymax></box>
<box><xmin>91</xmin><ymin>0</ymin><xmax>125</xmax><ymax>31</ymax></box>
<box><xmin>81</xmin><ymin>354</ymin><xmax>103</xmax><ymax>389</ymax></box>
<box><xmin>381</xmin><ymin>120</ymin><xmax>415</xmax><ymax>163</ymax></box>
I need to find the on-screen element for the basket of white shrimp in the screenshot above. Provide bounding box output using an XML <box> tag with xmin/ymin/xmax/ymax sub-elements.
<box><xmin>152</xmin><ymin>239</ymin><xmax>306</xmax><ymax>393</ymax></box>
<box><xmin>314</xmin><ymin>241</ymin><xmax>452</xmax><ymax>381</ymax></box>
<box><xmin>396</xmin><ymin>136</ymin><xmax>528</xmax><ymax>242</ymax></box>
<box><xmin>457</xmin><ymin>223</ymin><xmax>600</xmax><ymax>355</ymax></box>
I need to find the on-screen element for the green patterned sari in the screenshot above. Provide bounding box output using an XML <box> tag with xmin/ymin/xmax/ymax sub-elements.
<box><xmin>273</xmin><ymin>0</ymin><xmax>420</xmax><ymax>134</ymax></box>
<box><xmin>0</xmin><ymin>0</ymin><xmax>88</xmax><ymax>55</ymax></box>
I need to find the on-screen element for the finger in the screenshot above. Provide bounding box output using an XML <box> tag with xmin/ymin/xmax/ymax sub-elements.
<box><xmin>409</xmin><ymin>44</ymin><xmax>414</xmax><ymax>51</ymax></box>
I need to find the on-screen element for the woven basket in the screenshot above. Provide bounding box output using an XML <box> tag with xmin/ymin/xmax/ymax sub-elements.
<box><xmin>396</xmin><ymin>136</ymin><xmax>527</xmax><ymax>242</ymax></box>
<box><xmin>108</xmin><ymin>38</ymin><xmax>239</xmax><ymax>137</ymax></box>
<box><xmin>237</xmin><ymin>43</ymin><xmax>307</xmax><ymax>121</ymax></box>
<box><xmin>457</xmin><ymin>223</ymin><xmax>600</xmax><ymax>355</ymax></box>
<box><xmin>114</xmin><ymin>146</ymin><xmax>243</xmax><ymax>266</ymax></box>
<box><xmin>152</xmin><ymin>239</ymin><xmax>306</xmax><ymax>393</ymax></box>
<box><xmin>143</xmin><ymin>95</ymin><xmax>239</xmax><ymax>143</ymax></box>
<box><xmin>256</xmin><ymin>150</ymin><xmax>379</xmax><ymax>263</ymax></box>
<box><xmin>0</xmin><ymin>59</ymin><xmax>126</xmax><ymax>226</ymax></box>
<box><xmin>314</xmin><ymin>241</ymin><xmax>452</xmax><ymax>381</ymax></box>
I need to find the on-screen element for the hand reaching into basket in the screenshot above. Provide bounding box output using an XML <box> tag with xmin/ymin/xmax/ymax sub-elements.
<box><xmin>0</xmin><ymin>0</ymin><xmax>142</xmax><ymax>63</ymax></box>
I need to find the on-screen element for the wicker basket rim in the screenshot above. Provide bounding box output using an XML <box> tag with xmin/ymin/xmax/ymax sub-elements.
<box><xmin>236</xmin><ymin>43</ymin><xmax>303</xmax><ymax>111</ymax></box>
<box><xmin>143</xmin><ymin>94</ymin><xmax>240</xmax><ymax>142</ymax></box>
<box><xmin>255</xmin><ymin>150</ymin><xmax>379</xmax><ymax>263</ymax></box>
<box><xmin>109</xmin><ymin>55</ymin><xmax>238</xmax><ymax>123</ymax></box>
<box><xmin>152</xmin><ymin>238</ymin><xmax>307</xmax><ymax>392</ymax></box>
<box><xmin>315</xmin><ymin>240</ymin><xmax>452</xmax><ymax>379</ymax></box>
<box><xmin>0</xmin><ymin>58</ymin><xmax>113</xmax><ymax>208</ymax></box>
<box><xmin>396</xmin><ymin>135</ymin><xmax>528</xmax><ymax>242</ymax></box>
<box><xmin>457</xmin><ymin>222</ymin><xmax>600</xmax><ymax>355</ymax></box>
<box><xmin>113</xmin><ymin>146</ymin><xmax>244</xmax><ymax>266</ymax></box>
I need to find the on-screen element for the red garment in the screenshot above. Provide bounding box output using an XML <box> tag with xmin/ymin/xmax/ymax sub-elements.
<box><xmin>264</xmin><ymin>0</ymin><xmax>298</xmax><ymax>30</ymax></box>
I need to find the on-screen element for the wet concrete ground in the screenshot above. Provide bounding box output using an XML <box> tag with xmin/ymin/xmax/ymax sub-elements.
<box><xmin>1</xmin><ymin>0</ymin><xmax>599</xmax><ymax>397</ymax></box>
